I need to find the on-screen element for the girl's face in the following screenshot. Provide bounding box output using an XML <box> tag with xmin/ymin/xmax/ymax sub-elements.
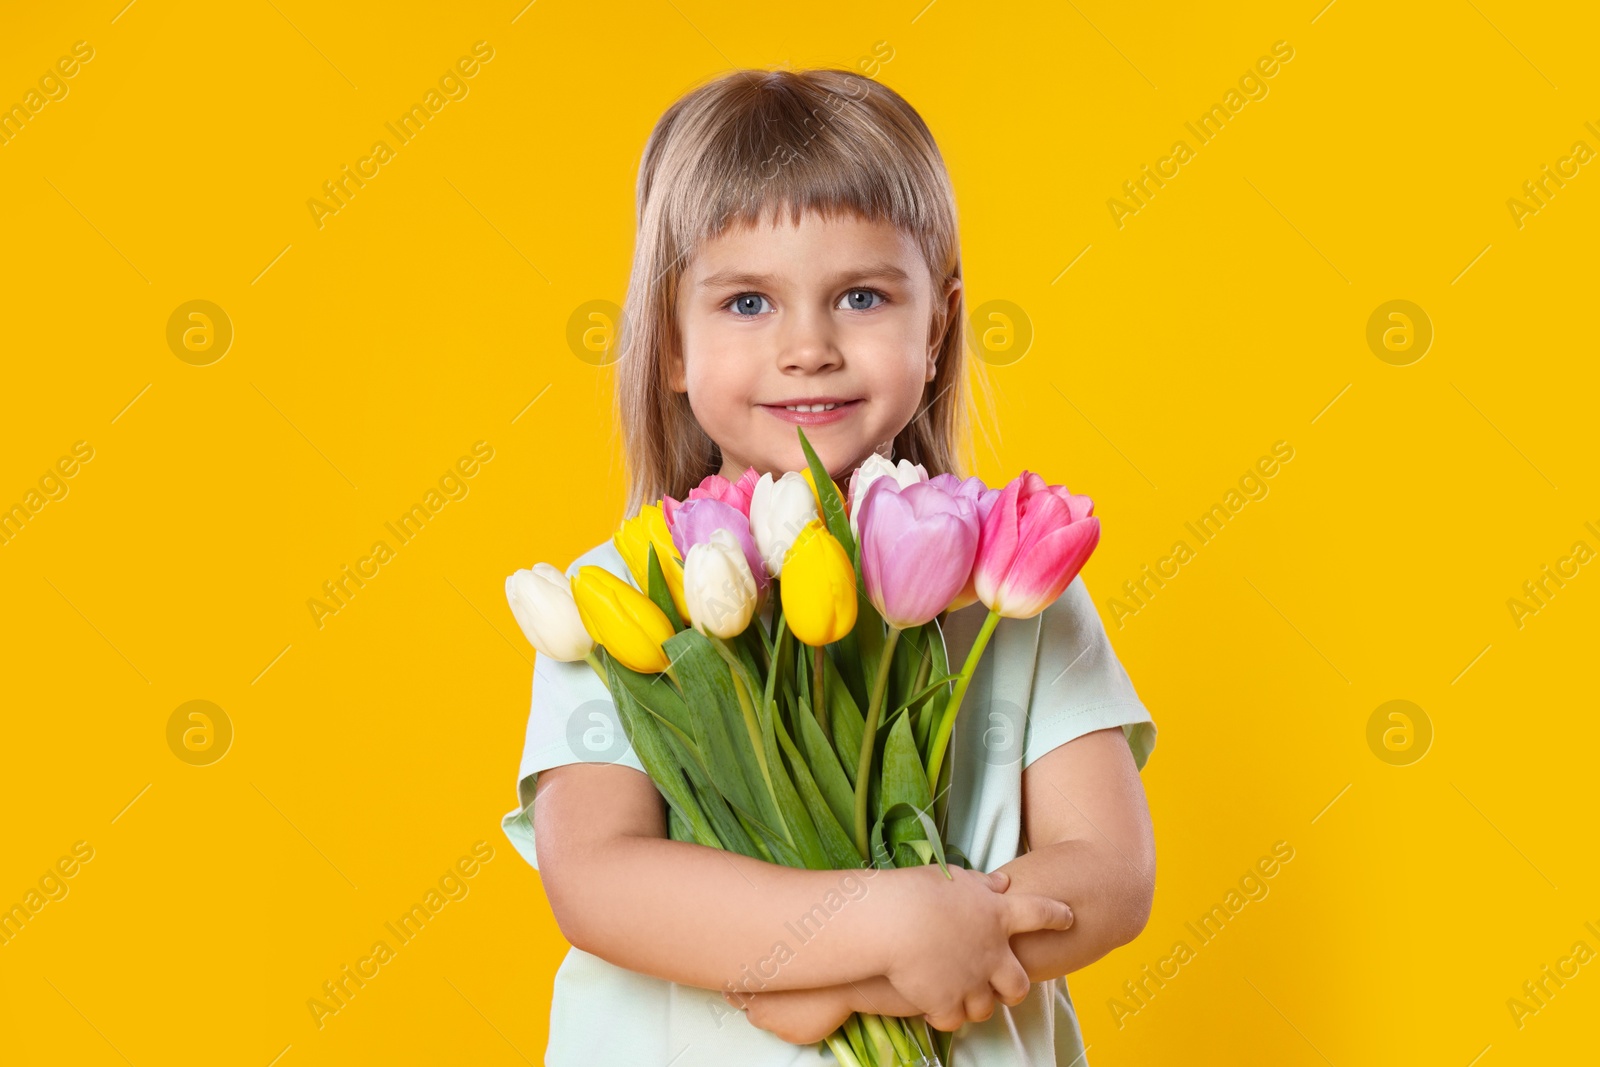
<box><xmin>670</xmin><ymin>208</ymin><xmax>959</xmax><ymax>483</ymax></box>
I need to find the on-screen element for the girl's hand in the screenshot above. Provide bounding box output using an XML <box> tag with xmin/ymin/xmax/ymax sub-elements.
<box><xmin>884</xmin><ymin>866</ymin><xmax>1073</xmax><ymax>1032</ymax></box>
<box><xmin>725</xmin><ymin>986</ymin><xmax>853</xmax><ymax>1045</ymax></box>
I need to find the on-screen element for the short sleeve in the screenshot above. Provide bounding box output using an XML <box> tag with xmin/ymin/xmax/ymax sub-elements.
<box><xmin>1020</xmin><ymin>573</ymin><xmax>1157</xmax><ymax>773</ymax></box>
<box><xmin>500</xmin><ymin>549</ymin><xmax>648</xmax><ymax>872</ymax></box>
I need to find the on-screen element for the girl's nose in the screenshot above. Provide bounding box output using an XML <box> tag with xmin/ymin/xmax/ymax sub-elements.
<box><xmin>778</xmin><ymin>307</ymin><xmax>842</xmax><ymax>373</ymax></box>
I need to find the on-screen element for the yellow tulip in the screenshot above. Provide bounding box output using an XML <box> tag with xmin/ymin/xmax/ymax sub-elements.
<box><xmin>781</xmin><ymin>519</ymin><xmax>858</xmax><ymax>646</ymax></box>
<box><xmin>612</xmin><ymin>504</ymin><xmax>689</xmax><ymax>621</ymax></box>
<box><xmin>571</xmin><ymin>565</ymin><xmax>675</xmax><ymax>673</ymax></box>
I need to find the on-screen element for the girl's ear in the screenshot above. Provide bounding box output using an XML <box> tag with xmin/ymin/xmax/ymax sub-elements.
<box><xmin>926</xmin><ymin>276</ymin><xmax>962</xmax><ymax>381</ymax></box>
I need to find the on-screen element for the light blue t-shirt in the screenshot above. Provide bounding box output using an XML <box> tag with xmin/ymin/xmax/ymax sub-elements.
<box><xmin>502</xmin><ymin>537</ymin><xmax>1157</xmax><ymax>1065</ymax></box>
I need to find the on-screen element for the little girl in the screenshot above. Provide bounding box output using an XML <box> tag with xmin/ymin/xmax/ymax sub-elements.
<box><xmin>502</xmin><ymin>67</ymin><xmax>1157</xmax><ymax>1066</ymax></box>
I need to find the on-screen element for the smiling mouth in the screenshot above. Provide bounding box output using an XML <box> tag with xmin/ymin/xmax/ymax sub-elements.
<box><xmin>759</xmin><ymin>398</ymin><xmax>863</xmax><ymax>423</ymax></box>
<box><xmin>760</xmin><ymin>396</ymin><xmax>863</xmax><ymax>410</ymax></box>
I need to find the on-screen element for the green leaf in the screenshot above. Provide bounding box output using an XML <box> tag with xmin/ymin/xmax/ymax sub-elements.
<box><xmin>926</xmin><ymin>613</ymin><xmax>952</xmax><ymax>709</ymax></box>
<box><xmin>742</xmin><ymin>810</ymin><xmax>806</xmax><ymax>868</ymax></box>
<box><xmin>880</xmin><ymin>712</ymin><xmax>943</xmax><ymax>869</ymax></box>
<box><xmin>834</xmin><ymin>624</ymin><xmax>868</xmax><ymax>712</ymax></box>
<box><xmin>731</xmin><ymin>806</ymin><xmax>776</xmax><ymax>864</ymax></box>
<box><xmin>688</xmin><ymin>774</ymin><xmax>762</xmax><ymax>858</ymax></box>
<box><xmin>919</xmin><ymin>613</ymin><xmax>954</xmax><ymax>760</ymax></box>
<box><xmin>795</xmin><ymin>427</ymin><xmax>855</xmax><ymax>558</ymax></box>
<box><xmin>774</xmin><ymin>696</ymin><xmax>861</xmax><ymax>869</ymax></box>
<box><xmin>823</xmin><ymin>652</ymin><xmax>865</xmax><ymax>787</ymax></box>
<box><xmin>641</xmin><ymin>705</ymin><xmax>764</xmax><ymax>861</ymax></box>
<box><xmin>847</xmin><ymin>588</ymin><xmax>885</xmax><ymax>708</ymax></box>
<box><xmin>603</xmin><ymin>653</ymin><xmax>720</xmax><ymax>849</ymax></box>
<box><xmin>881</xmin><ymin>710</ymin><xmax>933</xmax><ymax>815</ymax></box>
<box><xmin>767</xmin><ymin>576</ymin><xmax>784</xmax><ymax>646</ymax></box>
<box><xmin>903</xmin><ymin>803</ymin><xmax>952</xmax><ymax>877</ymax></box>
<box><xmin>792</xmin><ymin>633</ymin><xmax>810</xmax><ymax>713</ymax></box>
<box><xmin>734</xmin><ymin>627</ymin><xmax>763</xmax><ymax>687</ymax></box>
<box><xmin>757</xmin><ymin>693</ymin><xmax>829</xmax><ymax>869</ymax></box>
<box><xmin>764</xmin><ymin>612</ymin><xmax>788</xmax><ymax>722</ymax></box>
<box><xmin>796</xmin><ymin>692</ymin><xmax>855</xmax><ymax>834</ymax></box>
<box><xmin>663</xmin><ymin>629</ymin><xmax>783</xmax><ymax>833</ymax></box>
<box><xmin>893</xmin><ymin>674</ymin><xmax>958</xmax><ymax>721</ymax></box>
<box><xmin>871</xmin><ymin>801</ymin><xmax>951</xmax><ymax>876</ymax></box>
<box><xmin>667</xmin><ymin>806</ymin><xmax>696</xmax><ymax>843</ymax></box>
<box><xmin>868</xmin><ymin>811</ymin><xmax>890</xmax><ymax>868</ymax></box>
<box><xmin>605</xmin><ymin>658</ymin><xmax>695</xmax><ymax>740</ymax></box>
<box><xmin>645</xmin><ymin>543</ymin><xmax>685</xmax><ymax>630</ymax></box>
<box><xmin>891</xmin><ymin>622</ymin><xmax>928</xmax><ymax>709</ymax></box>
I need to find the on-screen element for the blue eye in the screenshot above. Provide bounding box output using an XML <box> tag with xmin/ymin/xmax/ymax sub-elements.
<box><xmin>728</xmin><ymin>294</ymin><xmax>772</xmax><ymax>316</ymax></box>
<box><xmin>838</xmin><ymin>288</ymin><xmax>886</xmax><ymax>311</ymax></box>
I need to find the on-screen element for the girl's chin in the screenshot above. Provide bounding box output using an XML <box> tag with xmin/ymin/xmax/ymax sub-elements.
<box><xmin>753</xmin><ymin>439</ymin><xmax>867</xmax><ymax>480</ymax></box>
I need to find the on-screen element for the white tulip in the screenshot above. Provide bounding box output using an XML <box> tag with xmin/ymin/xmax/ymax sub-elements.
<box><xmin>683</xmin><ymin>528</ymin><xmax>759</xmax><ymax>639</ymax></box>
<box><xmin>505</xmin><ymin>563</ymin><xmax>594</xmax><ymax>661</ymax></box>
<box><xmin>848</xmin><ymin>454</ymin><xmax>929</xmax><ymax>540</ymax></box>
<box><xmin>749</xmin><ymin>471</ymin><xmax>820</xmax><ymax>577</ymax></box>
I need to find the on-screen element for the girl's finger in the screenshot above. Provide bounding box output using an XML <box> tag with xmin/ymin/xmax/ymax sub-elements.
<box><xmin>964</xmin><ymin>987</ymin><xmax>996</xmax><ymax>1023</ymax></box>
<box><xmin>990</xmin><ymin>958</ymin><xmax>1031</xmax><ymax>1006</ymax></box>
<box><xmin>986</xmin><ymin>869</ymin><xmax>1010</xmax><ymax>892</ymax></box>
<box><xmin>1004</xmin><ymin>893</ymin><xmax>1074</xmax><ymax>933</ymax></box>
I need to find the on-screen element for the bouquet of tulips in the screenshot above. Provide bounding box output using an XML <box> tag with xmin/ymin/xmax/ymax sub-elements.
<box><xmin>505</xmin><ymin>428</ymin><xmax>1101</xmax><ymax>1067</ymax></box>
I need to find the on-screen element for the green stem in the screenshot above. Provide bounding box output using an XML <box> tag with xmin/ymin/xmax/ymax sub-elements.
<box><xmin>824</xmin><ymin>1031</ymin><xmax>867</xmax><ymax>1067</ymax></box>
<box><xmin>854</xmin><ymin>626</ymin><xmax>902</xmax><ymax>859</ymax></box>
<box><xmin>924</xmin><ymin>608</ymin><xmax>1001</xmax><ymax>793</ymax></box>
<box><xmin>844</xmin><ymin>1017</ymin><xmax>870</xmax><ymax>1067</ymax></box>
<box><xmin>906</xmin><ymin>1017</ymin><xmax>937</xmax><ymax>1064</ymax></box>
<box><xmin>813</xmin><ymin>644</ymin><xmax>830</xmax><ymax>745</ymax></box>
<box><xmin>844</xmin><ymin>1016</ymin><xmax>870</xmax><ymax>1064</ymax></box>
<box><xmin>879</xmin><ymin>1014</ymin><xmax>918</xmax><ymax>1064</ymax></box>
<box><xmin>861</xmin><ymin>1013</ymin><xmax>900</xmax><ymax>1064</ymax></box>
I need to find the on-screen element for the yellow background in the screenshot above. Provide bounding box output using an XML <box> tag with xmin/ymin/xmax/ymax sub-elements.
<box><xmin>2</xmin><ymin>1</ymin><xmax>1596</xmax><ymax>1063</ymax></box>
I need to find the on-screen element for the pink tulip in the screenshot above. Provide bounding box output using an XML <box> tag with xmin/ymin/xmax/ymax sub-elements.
<box><xmin>663</xmin><ymin>467</ymin><xmax>760</xmax><ymax>530</ymax></box>
<box><xmin>928</xmin><ymin>474</ymin><xmax>1002</xmax><ymax>612</ymax></box>
<box><xmin>857</xmin><ymin>477</ymin><xmax>980</xmax><ymax>630</ymax></box>
<box><xmin>973</xmin><ymin>471</ymin><xmax>1100</xmax><ymax>619</ymax></box>
<box><xmin>669</xmin><ymin>497</ymin><xmax>770</xmax><ymax>598</ymax></box>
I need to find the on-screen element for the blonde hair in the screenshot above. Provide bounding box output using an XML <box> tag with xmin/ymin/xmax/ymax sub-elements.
<box><xmin>615</xmin><ymin>67</ymin><xmax>993</xmax><ymax>518</ymax></box>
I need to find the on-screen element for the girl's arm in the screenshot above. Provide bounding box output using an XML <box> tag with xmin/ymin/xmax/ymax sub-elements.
<box><xmin>999</xmin><ymin>725</ymin><xmax>1155</xmax><ymax>980</ymax></box>
<box><xmin>737</xmin><ymin>727</ymin><xmax>1154</xmax><ymax>1043</ymax></box>
<box><xmin>532</xmin><ymin>762</ymin><xmax>1075</xmax><ymax>1021</ymax></box>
